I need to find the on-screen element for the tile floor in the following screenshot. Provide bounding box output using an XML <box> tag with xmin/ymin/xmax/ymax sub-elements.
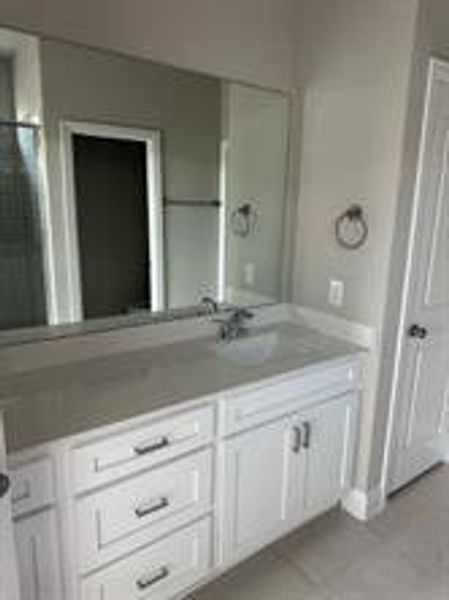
<box><xmin>194</xmin><ymin>465</ymin><xmax>449</xmax><ymax>599</ymax></box>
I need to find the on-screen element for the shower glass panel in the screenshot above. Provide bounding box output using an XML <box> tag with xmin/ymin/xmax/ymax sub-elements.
<box><xmin>0</xmin><ymin>123</ymin><xmax>46</xmax><ymax>330</ymax></box>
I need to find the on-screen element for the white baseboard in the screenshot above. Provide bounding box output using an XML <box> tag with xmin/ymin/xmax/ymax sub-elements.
<box><xmin>342</xmin><ymin>486</ymin><xmax>386</xmax><ymax>521</ymax></box>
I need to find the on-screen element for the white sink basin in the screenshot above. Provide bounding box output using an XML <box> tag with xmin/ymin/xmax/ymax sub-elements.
<box><xmin>212</xmin><ymin>331</ymin><xmax>281</xmax><ymax>366</ymax></box>
<box><xmin>211</xmin><ymin>328</ymin><xmax>327</xmax><ymax>367</ymax></box>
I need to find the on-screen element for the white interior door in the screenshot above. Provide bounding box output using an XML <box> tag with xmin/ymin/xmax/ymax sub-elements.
<box><xmin>388</xmin><ymin>59</ymin><xmax>449</xmax><ymax>492</ymax></box>
<box><xmin>0</xmin><ymin>412</ymin><xmax>20</xmax><ymax>600</ymax></box>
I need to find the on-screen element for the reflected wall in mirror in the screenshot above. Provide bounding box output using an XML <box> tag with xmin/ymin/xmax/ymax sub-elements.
<box><xmin>0</xmin><ymin>27</ymin><xmax>290</xmax><ymax>339</ymax></box>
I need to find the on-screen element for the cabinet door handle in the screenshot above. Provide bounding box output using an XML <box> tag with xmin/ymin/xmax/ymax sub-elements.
<box><xmin>302</xmin><ymin>422</ymin><xmax>312</xmax><ymax>449</ymax></box>
<box><xmin>135</xmin><ymin>496</ymin><xmax>169</xmax><ymax>518</ymax></box>
<box><xmin>136</xmin><ymin>565</ymin><xmax>170</xmax><ymax>590</ymax></box>
<box><xmin>408</xmin><ymin>324</ymin><xmax>428</xmax><ymax>340</ymax></box>
<box><xmin>133</xmin><ymin>436</ymin><xmax>170</xmax><ymax>456</ymax></box>
<box><xmin>292</xmin><ymin>426</ymin><xmax>302</xmax><ymax>454</ymax></box>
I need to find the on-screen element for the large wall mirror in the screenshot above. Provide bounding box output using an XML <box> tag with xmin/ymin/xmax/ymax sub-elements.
<box><xmin>0</xmin><ymin>27</ymin><xmax>291</xmax><ymax>342</ymax></box>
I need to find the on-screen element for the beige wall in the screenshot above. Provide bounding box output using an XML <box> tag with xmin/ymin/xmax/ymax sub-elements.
<box><xmin>0</xmin><ymin>0</ymin><xmax>295</xmax><ymax>91</ymax></box>
<box><xmin>293</xmin><ymin>0</ymin><xmax>418</xmax><ymax>327</ymax></box>
<box><xmin>291</xmin><ymin>0</ymin><xmax>419</xmax><ymax>490</ymax></box>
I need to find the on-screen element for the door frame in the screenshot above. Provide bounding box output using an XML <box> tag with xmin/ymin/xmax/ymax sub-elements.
<box><xmin>381</xmin><ymin>58</ymin><xmax>449</xmax><ymax>495</ymax></box>
<box><xmin>60</xmin><ymin>120</ymin><xmax>164</xmax><ymax>321</ymax></box>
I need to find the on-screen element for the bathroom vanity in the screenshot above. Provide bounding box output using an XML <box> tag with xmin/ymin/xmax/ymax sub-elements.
<box><xmin>0</xmin><ymin>23</ymin><xmax>364</xmax><ymax>600</ymax></box>
<box><xmin>2</xmin><ymin>324</ymin><xmax>362</xmax><ymax>600</ymax></box>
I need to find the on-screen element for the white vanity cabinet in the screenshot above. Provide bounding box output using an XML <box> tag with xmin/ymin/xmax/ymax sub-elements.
<box><xmin>297</xmin><ymin>393</ymin><xmax>357</xmax><ymax>521</ymax></box>
<box><xmin>67</xmin><ymin>405</ymin><xmax>215</xmax><ymax>600</ymax></box>
<box><xmin>14</xmin><ymin>509</ymin><xmax>64</xmax><ymax>600</ymax></box>
<box><xmin>219</xmin><ymin>365</ymin><xmax>359</xmax><ymax>566</ymax></box>
<box><xmin>8</xmin><ymin>453</ymin><xmax>64</xmax><ymax>600</ymax></box>
<box><xmin>80</xmin><ymin>518</ymin><xmax>212</xmax><ymax>600</ymax></box>
<box><xmin>220</xmin><ymin>415</ymin><xmax>301</xmax><ymax>563</ymax></box>
<box><xmin>7</xmin><ymin>356</ymin><xmax>361</xmax><ymax>600</ymax></box>
<box><xmin>75</xmin><ymin>449</ymin><xmax>213</xmax><ymax>573</ymax></box>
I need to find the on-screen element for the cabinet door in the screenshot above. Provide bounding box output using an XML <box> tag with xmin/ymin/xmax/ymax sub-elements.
<box><xmin>221</xmin><ymin>416</ymin><xmax>301</xmax><ymax>565</ymax></box>
<box><xmin>15</xmin><ymin>509</ymin><xmax>64</xmax><ymax>600</ymax></box>
<box><xmin>297</xmin><ymin>393</ymin><xmax>357</xmax><ymax>522</ymax></box>
<box><xmin>0</xmin><ymin>413</ymin><xmax>20</xmax><ymax>600</ymax></box>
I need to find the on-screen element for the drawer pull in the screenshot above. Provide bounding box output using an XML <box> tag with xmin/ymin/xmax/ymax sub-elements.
<box><xmin>292</xmin><ymin>426</ymin><xmax>302</xmax><ymax>454</ymax></box>
<box><xmin>133</xmin><ymin>436</ymin><xmax>170</xmax><ymax>456</ymax></box>
<box><xmin>302</xmin><ymin>422</ymin><xmax>312</xmax><ymax>449</ymax></box>
<box><xmin>136</xmin><ymin>565</ymin><xmax>170</xmax><ymax>590</ymax></box>
<box><xmin>134</xmin><ymin>496</ymin><xmax>169</xmax><ymax>518</ymax></box>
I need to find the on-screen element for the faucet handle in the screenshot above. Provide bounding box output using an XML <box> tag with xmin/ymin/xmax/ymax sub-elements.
<box><xmin>200</xmin><ymin>296</ymin><xmax>219</xmax><ymax>315</ymax></box>
<box><xmin>213</xmin><ymin>306</ymin><xmax>254</xmax><ymax>341</ymax></box>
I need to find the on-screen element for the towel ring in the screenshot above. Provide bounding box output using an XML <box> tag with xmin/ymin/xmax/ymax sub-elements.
<box><xmin>335</xmin><ymin>204</ymin><xmax>368</xmax><ymax>250</ymax></box>
<box><xmin>231</xmin><ymin>202</ymin><xmax>258</xmax><ymax>238</ymax></box>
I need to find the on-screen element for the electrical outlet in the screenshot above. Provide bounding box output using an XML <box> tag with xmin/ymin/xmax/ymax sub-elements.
<box><xmin>329</xmin><ymin>279</ymin><xmax>344</xmax><ymax>307</ymax></box>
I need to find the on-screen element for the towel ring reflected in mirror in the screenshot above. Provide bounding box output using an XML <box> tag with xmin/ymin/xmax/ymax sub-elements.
<box><xmin>230</xmin><ymin>202</ymin><xmax>258</xmax><ymax>238</ymax></box>
<box><xmin>335</xmin><ymin>204</ymin><xmax>368</xmax><ymax>250</ymax></box>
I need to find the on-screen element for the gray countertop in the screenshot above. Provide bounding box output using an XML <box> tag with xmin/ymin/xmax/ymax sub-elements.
<box><xmin>2</xmin><ymin>323</ymin><xmax>363</xmax><ymax>452</ymax></box>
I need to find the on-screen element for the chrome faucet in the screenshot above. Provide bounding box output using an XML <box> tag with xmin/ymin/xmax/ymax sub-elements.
<box><xmin>215</xmin><ymin>307</ymin><xmax>254</xmax><ymax>341</ymax></box>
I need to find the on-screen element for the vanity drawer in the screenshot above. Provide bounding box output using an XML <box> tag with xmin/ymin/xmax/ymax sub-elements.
<box><xmin>9</xmin><ymin>456</ymin><xmax>56</xmax><ymax>518</ymax></box>
<box><xmin>71</xmin><ymin>405</ymin><xmax>214</xmax><ymax>492</ymax></box>
<box><xmin>80</xmin><ymin>517</ymin><xmax>212</xmax><ymax>600</ymax></box>
<box><xmin>221</xmin><ymin>362</ymin><xmax>360</xmax><ymax>436</ymax></box>
<box><xmin>76</xmin><ymin>449</ymin><xmax>213</xmax><ymax>573</ymax></box>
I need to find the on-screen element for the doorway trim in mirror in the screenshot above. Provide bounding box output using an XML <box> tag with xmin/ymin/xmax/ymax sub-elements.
<box><xmin>59</xmin><ymin>121</ymin><xmax>164</xmax><ymax>323</ymax></box>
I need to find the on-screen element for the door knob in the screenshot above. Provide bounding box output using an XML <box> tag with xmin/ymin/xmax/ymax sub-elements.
<box><xmin>0</xmin><ymin>472</ymin><xmax>10</xmax><ymax>499</ymax></box>
<box><xmin>408</xmin><ymin>324</ymin><xmax>428</xmax><ymax>340</ymax></box>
